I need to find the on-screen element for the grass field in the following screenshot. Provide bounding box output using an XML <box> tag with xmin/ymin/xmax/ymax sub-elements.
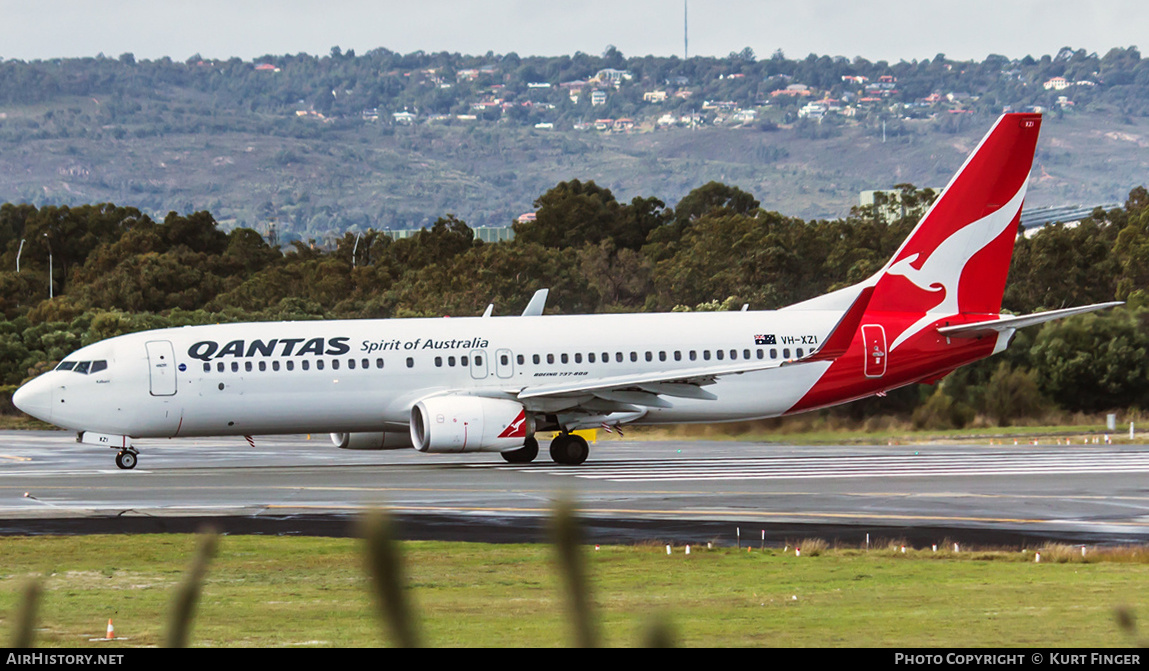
<box><xmin>2</xmin><ymin>534</ymin><xmax>1147</xmax><ymax>647</ymax></box>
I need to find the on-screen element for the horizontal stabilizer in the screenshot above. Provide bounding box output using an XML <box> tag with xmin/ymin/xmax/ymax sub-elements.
<box><xmin>936</xmin><ymin>302</ymin><xmax>1123</xmax><ymax>338</ymax></box>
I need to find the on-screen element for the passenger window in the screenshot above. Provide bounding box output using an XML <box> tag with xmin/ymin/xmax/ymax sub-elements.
<box><xmin>245</xmin><ymin>361</ymin><xmax>253</xmax><ymax>372</ymax></box>
<box><xmin>448</xmin><ymin>356</ymin><xmax>456</xmax><ymax>367</ymax></box>
<box><xmin>331</xmin><ymin>359</ymin><xmax>339</xmax><ymax>370</ymax></box>
<box><xmin>757</xmin><ymin>349</ymin><xmax>764</xmax><ymax>360</ymax></box>
<box><xmin>461</xmin><ymin>356</ymin><xmax>469</xmax><ymax>366</ymax></box>
<box><xmin>533</xmin><ymin>354</ymin><xmax>540</xmax><ymax>365</ymax></box>
<box><xmin>689</xmin><ymin>351</ymin><xmax>697</xmax><ymax>361</ymax></box>
<box><xmin>547</xmin><ymin>354</ymin><xmax>555</xmax><ymax>364</ymax></box>
<box><xmin>674</xmin><ymin>351</ymin><xmax>682</xmax><ymax>361</ymax></box>
<box><xmin>588</xmin><ymin>352</ymin><xmax>595</xmax><ymax>363</ymax></box>
<box><xmin>770</xmin><ymin>349</ymin><xmax>778</xmax><ymax>359</ymax></box>
<box><xmin>517</xmin><ymin>355</ymin><xmax>524</xmax><ymax>365</ymax></box>
<box><xmin>273</xmin><ymin>361</ymin><xmax>281</xmax><ymax>372</ymax></box>
<box><xmin>475</xmin><ymin>355</ymin><xmax>482</xmax><ymax>366</ymax></box>
<box><xmin>435</xmin><ymin>356</ymin><xmax>443</xmax><ymax>367</ymax></box>
<box><xmin>615</xmin><ymin>352</ymin><xmax>623</xmax><ymax>363</ymax></box>
<box><xmin>231</xmin><ymin>362</ymin><xmax>239</xmax><ymax>372</ymax></box>
<box><xmin>406</xmin><ymin>357</ymin><xmax>414</xmax><ymax>368</ymax></box>
<box><xmin>703</xmin><ymin>351</ymin><xmax>711</xmax><ymax>361</ymax></box>
<box><xmin>203</xmin><ymin>362</ymin><xmax>211</xmax><ymax>373</ymax></box>
<box><xmin>258</xmin><ymin>361</ymin><xmax>266</xmax><ymax>372</ymax></box>
<box><xmin>561</xmin><ymin>353</ymin><xmax>568</xmax><ymax>364</ymax></box>
<box><xmin>630</xmin><ymin>352</ymin><xmax>637</xmax><ymax>362</ymax></box>
<box><xmin>362</xmin><ymin>358</ymin><xmax>369</xmax><ymax>369</ymax></box>
<box><xmin>645</xmin><ymin>352</ymin><xmax>652</xmax><ymax>362</ymax></box>
<box><xmin>783</xmin><ymin>348</ymin><xmax>791</xmax><ymax>359</ymax></box>
<box><xmin>287</xmin><ymin>360</ymin><xmax>295</xmax><ymax>371</ymax></box>
<box><xmin>348</xmin><ymin>359</ymin><xmax>356</xmax><ymax>370</ymax></box>
<box><xmin>659</xmin><ymin>351</ymin><xmax>666</xmax><ymax>362</ymax></box>
<box><xmin>301</xmin><ymin>360</ymin><xmax>309</xmax><ymax>371</ymax></box>
<box><xmin>217</xmin><ymin>362</ymin><xmax>225</xmax><ymax>372</ymax></box>
<box><xmin>743</xmin><ymin>349</ymin><xmax>751</xmax><ymax>359</ymax></box>
<box><xmin>730</xmin><ymin>349</ymin><xmax>737</xmax><ymax>359</ymax></box>
<box><xmin>376</xmin><ymin>358</ymin><xmax>384</xmax><ymax>369</ymax></box>
<box><xmin>56</xmin><ymin>361</ymin><xmax>76</xmax><ymax>371</ymax></box>
<box><xmin>317</xmin><ymin>360</ymin><xmax>325</xmax><ymax>370</ymax></box>
<box><xmin>796</xmin><ymin>348</ymin><xmax>804</xmax><ymax>358</ymax></box>
<box><xmin>716</xmin><ymin>350</ymin><xmax>724</xmax><ymax>360</ymax></box>
<box><xmin>501</xmin><ymin>354</ymin><xmax>509</xmax><ymax>366</ymax></box>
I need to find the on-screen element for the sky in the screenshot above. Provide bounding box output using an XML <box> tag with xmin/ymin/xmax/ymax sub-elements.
<box><xmin>1</xmin><ymin>0</ymin><xmax>1146</xmax><ymax>64</ymax></box>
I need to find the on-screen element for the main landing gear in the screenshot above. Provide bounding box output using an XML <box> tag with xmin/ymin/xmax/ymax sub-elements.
<box><xmin>500</xmin><ymin>436</ymin><xmax>539</xmax><ymax>464</ymax></box>
<box><xmin>114</xmin><ymin>447</ymin><xmax>139</xmax><ymax>470</ymax></box>
<box><xmin>499</xmin><ymin>432</ymin><xmax>589</xmax><ymax>465</ymax></box>
<box><xmin>548</xmin><ymin>432</ymin><xmax>589</xmax><ymax>466</ymax></box>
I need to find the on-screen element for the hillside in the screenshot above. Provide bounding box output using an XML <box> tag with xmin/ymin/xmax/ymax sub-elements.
<box><xmin>1</xmin><ymin>46</ymin><xmax>1147</xmax><ymax>239</ymax></box>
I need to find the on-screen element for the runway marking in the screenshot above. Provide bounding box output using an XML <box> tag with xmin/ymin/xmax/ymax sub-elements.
<box><xmin>490</xmin><ymin>451</ymin><xmax>1149</xmax><ymax>482</ymax></box>
<box><xmin>263</xmin><ymin>503</ymin><xmax>1149</xmax><ymax>529</ymax></box>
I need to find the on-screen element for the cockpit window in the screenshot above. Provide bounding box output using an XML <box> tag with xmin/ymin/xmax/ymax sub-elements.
<box><xmin>55</xmin><ymin>359</ymin><xmax>108</xmax><ymax>374</ymax></box>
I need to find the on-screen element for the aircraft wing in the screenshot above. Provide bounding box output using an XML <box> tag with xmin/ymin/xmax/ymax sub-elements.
<box><xmin>936</xmin><ymin>302</ymin><xmax>1122</xmax><ymax>338</ymax></box>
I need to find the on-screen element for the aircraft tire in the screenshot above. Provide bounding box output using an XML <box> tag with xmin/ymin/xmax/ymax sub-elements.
<box><xmin>550</xmin><ymin>433</ymin><xmax>589</xmax><ymax>466</ymax></box>
<box><xmin>115</xmin><ymin>450</ymin><xmax>137</xmax><ymax>470</ymax></box>
<box><xmin>501</xmin><ymin>437</ymin><xmax>539</xmax><ymax>464</ymax></box>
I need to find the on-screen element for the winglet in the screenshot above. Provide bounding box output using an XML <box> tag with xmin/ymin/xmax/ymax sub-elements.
<box><xmin>521</xmin><ymin>289</ymin><xmax>549</xmax><ymax>316</ymax></box>
<box><xmin>804</xmin><ymin>286</ymin><xmax>874</xmax><ymax>362</ymax></box>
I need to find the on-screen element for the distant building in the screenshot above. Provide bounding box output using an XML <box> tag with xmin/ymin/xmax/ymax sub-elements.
<box><xmin>1043</xmin><ymin>77</ymin><xmax>1071</xmax><ymax>91</ymax></box>
<box><xmin>643</xmin><ymin>90</ymin><xmax>668</xmax><ymax>103</ymax></box>
<box><xmin>590</xmin><ymin>90</ymin><xmax>607</xmax><ymax>106</ymax></box>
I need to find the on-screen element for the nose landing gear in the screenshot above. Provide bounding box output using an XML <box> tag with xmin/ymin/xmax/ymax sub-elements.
<box><xmin>114</xmin><ymin>448</ymin><xmax>139</xmax><ymax>470</ymax></box>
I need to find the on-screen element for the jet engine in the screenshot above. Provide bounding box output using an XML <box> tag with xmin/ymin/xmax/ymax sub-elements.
<box><xmin>330</xmin><ymin>432</ymin><xmax>414</xmax><ymax>450</ymax></box>
<box><xmin>411</xmin><ymin>396</ymin><xmax>532</xmax><ymax>453</ymax></box>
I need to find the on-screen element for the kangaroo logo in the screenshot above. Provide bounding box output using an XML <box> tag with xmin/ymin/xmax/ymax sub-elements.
<box><xmin>884</xmin><ymin>183</ymin><xmax>1027</xmax><ymax>351</ymax></box>
<box><xmin>497</xmin><ymin>409</ymin><xmax>528</xmax><ymax>439</ymax></box>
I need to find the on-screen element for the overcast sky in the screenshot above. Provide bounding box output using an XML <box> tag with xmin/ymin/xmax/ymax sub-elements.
<box><xmin>2</xmin><ymin>0</ymin><xmax>1146</xmax><ymax>64</ymax></box>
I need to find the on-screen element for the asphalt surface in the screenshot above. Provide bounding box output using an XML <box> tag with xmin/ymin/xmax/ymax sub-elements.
<box><xmin>2</xmin><ymin>430</ymin><xmax>1148</xmax><ymax>547</ymax></box>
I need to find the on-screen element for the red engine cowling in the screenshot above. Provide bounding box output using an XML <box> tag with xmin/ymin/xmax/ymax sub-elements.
<box><xmin>411</xmin><ymin>396</ymin><xmax>532</xmax><ymax>453</ymax></box>
<box><xmin>330</xmin><ymin>432</ymin><xmax>414</xmax><ymax>450</ymax></box>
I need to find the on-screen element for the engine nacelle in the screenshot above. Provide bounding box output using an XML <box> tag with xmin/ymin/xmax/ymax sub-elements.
<box><xmin>330</xmin><ymin>432</ymin><xmax>414</xmax><ymax>450</ymax></box>
<box><xmin>411</xmin><ymin>396</ymin><xmax>532</xmax><ymax>453</ymax></box>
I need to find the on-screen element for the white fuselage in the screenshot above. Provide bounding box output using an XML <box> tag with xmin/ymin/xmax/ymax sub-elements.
<box><xmin>18</xmin><ymin>309</ymin><xmax>843</xmax><ymax>439</ymax></box>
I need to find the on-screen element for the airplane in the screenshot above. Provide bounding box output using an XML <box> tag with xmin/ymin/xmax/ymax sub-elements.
<box><xmin>12</xmin><ymin>112</ymin><xmax>1120</xmax><ymax>470</ymax></box>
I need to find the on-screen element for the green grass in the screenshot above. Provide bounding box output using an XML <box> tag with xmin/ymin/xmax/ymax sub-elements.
<box><xmin>2</xmin><ymin>535</ymin><xmax>1147</xmax><ymax>647</ymax></box>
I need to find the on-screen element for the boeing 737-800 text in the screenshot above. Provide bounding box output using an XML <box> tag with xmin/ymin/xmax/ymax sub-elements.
<box><xmin>12</xmin><ymin>113</ymin><xmax>1119</xmax><ymax>469</ymax></box>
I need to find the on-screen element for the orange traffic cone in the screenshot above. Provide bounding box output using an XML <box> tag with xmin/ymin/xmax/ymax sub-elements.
<box><xmin>105</xmin><ymin>619</ymin><xmax>115</xmax><ymax>640</ymax></box>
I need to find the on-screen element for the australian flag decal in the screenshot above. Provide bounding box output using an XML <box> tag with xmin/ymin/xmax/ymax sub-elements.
<box><xmin>754</xmin><ymin>334</ymin><xmax>776</xmax><ymax>345</ymax></box>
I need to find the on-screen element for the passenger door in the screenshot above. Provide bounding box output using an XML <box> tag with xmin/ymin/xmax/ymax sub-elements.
<box><xmin>145</xmin><ymin>340</ymin><xmax>178</xmax><ymax>396</ymax></box>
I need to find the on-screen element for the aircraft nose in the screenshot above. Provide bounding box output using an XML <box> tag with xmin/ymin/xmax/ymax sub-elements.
<box><xmin>12</xmin><ymin>376</ymin><xmax>52</xmax><ymax>422</ymax></box>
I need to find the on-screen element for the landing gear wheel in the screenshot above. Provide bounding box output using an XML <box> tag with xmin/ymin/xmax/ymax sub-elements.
<box><xmin>115</xmin><ymin>450</ymin><xmax>137</xmax><ymax>470</ymax></box>
<box><xmin>549</xmin><ymin>433</ymin><xmax>589</xmax><ymax>466</ymax></box>
<box><xmin>501</xmin><ymin>436</ymin><xmax>539</xmax><ymax>464</ymax></box>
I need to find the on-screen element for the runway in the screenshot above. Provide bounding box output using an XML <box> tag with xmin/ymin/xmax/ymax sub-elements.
<box><xmin>2</xmin><ymin>430</ymin><xmax>1149</xmax><ymax>546</ymax></box>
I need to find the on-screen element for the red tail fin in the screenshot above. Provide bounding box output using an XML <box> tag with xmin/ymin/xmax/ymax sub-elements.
<box><xmin>870</xmin><ymin>113</ymin><xmax>1041</xmax><ymax>320</ymax></box>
